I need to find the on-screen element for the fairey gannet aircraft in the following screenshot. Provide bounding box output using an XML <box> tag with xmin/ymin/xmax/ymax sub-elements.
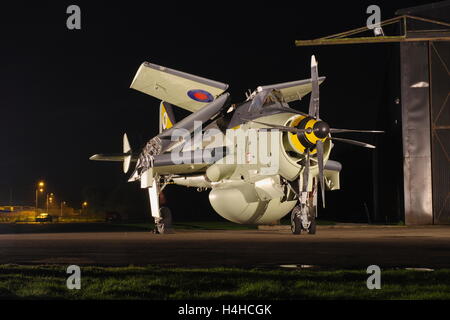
<box><xmin>90</xmin><ymin>56</ymin><xmax>382</xmax><ymax>234</ymax></box>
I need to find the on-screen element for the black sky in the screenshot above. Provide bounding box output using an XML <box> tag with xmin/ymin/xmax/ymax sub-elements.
<box><xmin>0</xmin><ymin>1</ymin><xmax>434</xmax><ymax>220</ymax></box>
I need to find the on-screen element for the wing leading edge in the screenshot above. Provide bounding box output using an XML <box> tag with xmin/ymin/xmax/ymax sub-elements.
<box><xmin>257</xmin><ymin>76</ymin><xmax>326</xmax><ymax>103</ymax></box>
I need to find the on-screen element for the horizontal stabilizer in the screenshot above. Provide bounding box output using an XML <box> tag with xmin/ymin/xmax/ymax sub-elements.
<box><xmin>130</xmin><ymin>62</ymin><xmax>229</xmax><ymax>112</ymax></box>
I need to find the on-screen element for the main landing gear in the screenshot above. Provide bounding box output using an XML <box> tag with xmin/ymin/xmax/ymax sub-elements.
<box><xmin>154</xmin><ymin>206</ymin><xmax>173</xmax><ymax>234</ymax></box>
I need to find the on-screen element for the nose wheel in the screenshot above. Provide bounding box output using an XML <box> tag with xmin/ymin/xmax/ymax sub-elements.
<box><xmin>290</xmin><ymin>204</ymin><xmax>316</xmax><ymax>235</ymax></box>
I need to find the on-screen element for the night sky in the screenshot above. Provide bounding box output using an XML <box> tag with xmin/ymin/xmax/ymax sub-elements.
<box><xmin>0</xmin><ymin>1</ymin><xmax>434</xmax><ymax>221</ymax></box>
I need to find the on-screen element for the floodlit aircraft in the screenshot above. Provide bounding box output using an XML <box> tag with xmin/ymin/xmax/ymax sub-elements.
<box><xmin>90</xmin><ymin>56</ymin><xmax>382</xmax><ymax>234</ymax></box>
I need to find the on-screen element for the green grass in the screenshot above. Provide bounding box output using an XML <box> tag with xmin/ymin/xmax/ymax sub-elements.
<box><xmin>0</xmin><ymin>265</ymin><xmax>449</xmax><ymax>300</ymax></box>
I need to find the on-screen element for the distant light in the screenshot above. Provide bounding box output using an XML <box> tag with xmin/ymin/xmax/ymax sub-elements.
<box><xmin>279</xmin><ymin>264</ymin><xmax>298</xmax><ymax>269</ymax></box>
<box><xmin>38</xmin><ymin>181</ymin><xmax>45</xmax><ymax>188</ymax></box>
<box><xmin>405</xmin><ymin>268</ymin><xmax>434</xmax><ymax>272</ymax></box>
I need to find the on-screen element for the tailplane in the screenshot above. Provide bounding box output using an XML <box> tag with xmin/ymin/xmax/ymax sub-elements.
<box><xmin>89</xmin><ymin>133</ymin><xmax>134</xmax><ymax>174</ymax></box>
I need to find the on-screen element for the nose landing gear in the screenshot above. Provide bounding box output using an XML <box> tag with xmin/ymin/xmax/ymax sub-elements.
<box><xmin>291</xmin><ymin>204</ymin><xmax>316</xmax><ymax>234</ymax></box>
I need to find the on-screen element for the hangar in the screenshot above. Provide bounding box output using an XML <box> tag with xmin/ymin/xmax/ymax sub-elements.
<box><xmin>296</xmin><ymin>1</ymin><xmax>450</xmax><ymax>225</ymax></box>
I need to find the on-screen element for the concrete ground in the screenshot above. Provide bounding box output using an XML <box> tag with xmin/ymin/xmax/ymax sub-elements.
<box><xmin>1</xmin><ymin>225</ymin><xmax>449</xmax><ymax>268</ymax></box>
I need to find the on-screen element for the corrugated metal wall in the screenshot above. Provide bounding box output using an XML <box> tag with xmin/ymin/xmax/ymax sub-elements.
<box><xmin>430</xmin><ymin>41</ymin><xmax>450</xmax><ymax>224</ymax></box>
<box><xmin>400</xmin><ymin>41</ymin><xmax>434</xmax><ymax>225</ymax></box>
<box><xmin>400</xmin><ymin>40</ymin><xmax>450</xmax><ymax>225</ymax></box>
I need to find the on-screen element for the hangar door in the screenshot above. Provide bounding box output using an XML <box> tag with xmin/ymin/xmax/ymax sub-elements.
<box><xmin>401</xmin><ymin>40</ymin><xmax>450</xmax><ymax>225</ymax></box>
<box><xmin>430</xmin><ymin>41</ymin><xmax>450</xmax><ymax>224</ymax></box>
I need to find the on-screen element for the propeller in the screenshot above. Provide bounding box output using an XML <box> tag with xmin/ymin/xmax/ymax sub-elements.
<box><xmin>330</xmin><ymin>128</ymin><xmax>384</xmax><ymax>134</ymax></box>
<box><xmin>243</xmin><ymin>119</ymin><xmax>313</xmax><ymax>134</ymax></box>
<box><xmin>245</xmin><ymin>55</ymin><xmax>384</xmax><ymax>208</ymax></box>
<box><xmin>309</xmin><ymin>55</ymin><xmax>320</xmax><ymax>118</ymax></box>
<box><xmin>316</xmin><ymin>140</ymin><xmax>325</xmax><ymax>208</ymax></box>
<box><xmin>247</xmin><ymin>119</ymin><xmax>382</xmax><ymax>138</ymax></box>
<box><xmin>330</xmin><ymin>137</ymin><xmax>376</xmax><ymax>149</ymax></box>
<box><xmin>302</xmin><ymin>149</ymin><xmax>310</xmax><ymax>193</ymax></box>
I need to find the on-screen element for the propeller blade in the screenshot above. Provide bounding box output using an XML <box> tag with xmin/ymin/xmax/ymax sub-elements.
<box><xmin>316</xmin><ymin>140</ymin><xmax>325</xmax><ymax>208</ymax></box>
<box><xmin>243</xmin><ymin>119</ymin><xmax>309</xmax><ymax>134</ymax></box>
<box><xmin>330</xmin><ymin>128</ymin><xmax>384</xmax><ymax>134</ymax></box>
<box><xmin>330</xmin><ymin>137</ymin><xmax>376</xmax><ymax>149</ymax></box>
<box><xmin>302</xmin><ymin>148</ymin><xmax>310</xmax><ymax>193</ymax></box>
<box><xmin>308</xmin><ymin>55</ymin><xmax>320</xmax><ymax>119</ymax></box>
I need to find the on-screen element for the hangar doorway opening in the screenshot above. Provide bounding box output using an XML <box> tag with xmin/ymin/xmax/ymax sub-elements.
<box><xmin>296</xmin><ymin>1</ymin><xmax>450</xmax><ymax>225</ymax></box>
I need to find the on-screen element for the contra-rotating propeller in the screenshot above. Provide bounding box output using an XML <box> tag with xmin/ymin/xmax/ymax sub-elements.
<box><xmin>247</xmin><ymin>55</ymin><xmax>383</xmax><ymax>208</ymax></box>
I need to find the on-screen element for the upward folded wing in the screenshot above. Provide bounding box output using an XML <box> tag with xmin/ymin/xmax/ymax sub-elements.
<box><xmin>130</xmin><ymin>62</ymin><xmax>229</xmax><ymax>113</ymax></box>
<box><xmin>257</xmin><ymin>76</ymin><xmax>325</xmax><ymax>103</ymax></box>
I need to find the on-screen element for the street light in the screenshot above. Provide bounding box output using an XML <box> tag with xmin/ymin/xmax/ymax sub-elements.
<box><xmin>46</xmin><ymin>193</ymin><xmax>54</xmax><ymax>213</ymax></box>
<box><xmin>35</xmin><ymin>181</ymin><xmax>45</xmax><ymax>213</ymax></box>
<box><xmin>82</xmin><ymin>201</ymin><xmax>88</xmax><ymax>215</ymax></box>
<box><xmin>60</xmin><ymin>201</ymin><xmax>66</xmax><ymax>217</ymax></box>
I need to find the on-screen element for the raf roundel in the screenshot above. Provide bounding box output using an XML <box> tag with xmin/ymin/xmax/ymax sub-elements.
<box><xmin>187</xmin><ymin>89</ymin><xmax>214</xmax><ymax>103</ymax></box>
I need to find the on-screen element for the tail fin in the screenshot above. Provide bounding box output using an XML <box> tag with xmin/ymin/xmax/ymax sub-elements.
<box><xmin>123</xmin><ymin>133</ymin><xmax>132</xmax><ymax>173</ymax></box>
<box><xmin>159</xmin><ymin>101</ymin><xmax>176</xmax><ymax>133</ymax></box>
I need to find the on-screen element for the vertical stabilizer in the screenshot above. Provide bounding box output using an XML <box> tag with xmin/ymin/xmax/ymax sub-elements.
<box><xmin>159</xmin><ymin>101</ymin><xmax>176</xmax><ymax>133</ymax></box>
<box><xmin>123</xmin><ymin>133</ymin><xmax>132</xmax><ymax>173</ymax></box>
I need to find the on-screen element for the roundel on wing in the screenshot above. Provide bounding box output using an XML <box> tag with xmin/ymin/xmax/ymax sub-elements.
<box><xmin>187</xmin><ymin>89</ymin><xmax>214</xmax><ymax>103</ymax></box>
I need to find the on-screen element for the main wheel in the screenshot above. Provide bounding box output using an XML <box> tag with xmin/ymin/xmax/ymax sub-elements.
<box><xmin>307</xmin><ymin>217</ymin><xmax>316</xmax><ymax>234</ymax></box>
<box><xmin>156</xmin><ymin>207</ymin><xmax>173</xmax><ymax>234</ymax></box>
<box><xmin>291</xmin><ymin>206</ymin><xmax>302</xmax><ymax>235</ymax></box>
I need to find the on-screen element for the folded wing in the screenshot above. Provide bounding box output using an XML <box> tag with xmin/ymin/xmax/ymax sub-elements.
<box><xmin>130</xmin><ymin>62</ymin><xmax>229</xmax><ymax>112</ymax></box>
<box><xmin>257</xmin><ymin>76</ymin><xmax>325</xmax><ymax>103</ymax></box>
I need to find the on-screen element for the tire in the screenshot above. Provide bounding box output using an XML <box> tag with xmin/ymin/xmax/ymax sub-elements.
<box><xmin>291</xmin><ymin>207</ymin><xmax>302</xmax><ymax>235</ymax></box>
<box><xmin>308</xmin><ymin>218</ymin><xmax>316</xmax><ymax>234</ymax></box>
<box><xmin>160</xmin><ymin>207</ymin><xmax>172</xmax><ymax>226</ymax></box>
<box><xmin>156</xmin><ymin>207</ymin><xmax>173</xmax><ymax>234</ymax></box>
<box><xmin>307</xmin><ymin>206</ymin><xmax>317</xmax><ymax>234</ymax></box>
